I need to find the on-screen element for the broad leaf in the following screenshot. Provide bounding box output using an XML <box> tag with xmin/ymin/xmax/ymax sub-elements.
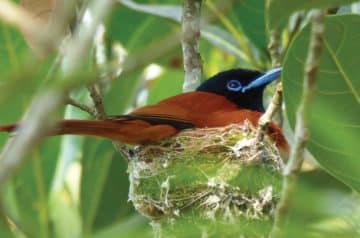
<box><xmin>267</xmin><ymin>0</ymin><xmax>359</xmax><ymax>32</ymax></box>
<box><xmin>283</xmin><ymin>14</ymin><xmax>360</xmax><ymax>191</ymax></box>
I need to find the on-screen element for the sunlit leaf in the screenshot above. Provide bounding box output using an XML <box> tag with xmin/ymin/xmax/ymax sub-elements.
<box><xmin>283</xmin><ymin>14</ymin><xmax>360</xmax><ymax>191</ymax></box>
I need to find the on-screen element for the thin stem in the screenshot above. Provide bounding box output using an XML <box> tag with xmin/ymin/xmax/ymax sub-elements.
<box><xmin>253</xmin><ymin>29</ymin><xmax>283</xmax><ymax>154</ymax></box>
<box><xmin>66</xmin><ymin>97</ymin><xmax>98</xmax><ymax>118</ymax></box>
<box><xmin>85</xmin><ymin>84</ymin><xmax>131</xmax><ymax>160</ymax></box>
<box><xmin>181</xmin><ymin>0</ymin><xmax>203</xmax><ymax>92</ymax></box>
<box><xmin>87</xmin><ymin>22</ymin><xmax>132</xmax><ymax>160</ymax></box>
<box><xmin>270</xmin><ymin>10</ymin><xmax>326</xmax><ymax>238</ymax></box>
<box><xmin>268</xmin><ymin>30</ymin><xmax>282</xmax><ymax>67</ymax></box>
<box><xmin>254</xmin><ymin>83</ymin><xmax>283</xmax><ymax>148</ymax></box>
<box><xmin>87</xmin><ymin>85</ymin><xmax>107</xmax><ymax>120</ymax></box>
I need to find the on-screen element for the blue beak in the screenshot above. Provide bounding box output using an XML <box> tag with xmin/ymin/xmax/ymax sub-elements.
<box><xmin>241</xmin><ymin>67</ymin><xmax>282</xmax><ymax>93</ymax></box>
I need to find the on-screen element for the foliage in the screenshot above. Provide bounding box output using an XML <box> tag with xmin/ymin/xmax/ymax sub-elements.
<box><xmin>283</xmin><ymin>14</ymin><xmax>360</xmax><ymax>191</ymax></box>
<box><xmin>0</xmin><ymin>0</ymin><xmax>359</xmax><ymax>238</ymax></box>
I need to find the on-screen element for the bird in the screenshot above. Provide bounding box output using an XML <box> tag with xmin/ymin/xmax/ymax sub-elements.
<box><xmin>0</xmin><ymin>68</ymin><xmax>288</xmax><ymax>155</ymax></box>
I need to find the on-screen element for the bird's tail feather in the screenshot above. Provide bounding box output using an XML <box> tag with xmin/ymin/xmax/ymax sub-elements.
<box><xmin>54</xmin><ymin>120</ymin><xmax>126</xmax><ymax>140</ymax></box>
<box><xmin>0</xmin><ymin>123</ymin><xmax>18</xmax><ymax>133</ymax></box>
<box><xmin>0</xmin><ymin>120</ymin><xmax>124</xmax><ymax>139</ymax></box>
<box><xmin>0</xmin><ymin>119</ymin><xmax>178</xmax><ymax>144</ymax></box>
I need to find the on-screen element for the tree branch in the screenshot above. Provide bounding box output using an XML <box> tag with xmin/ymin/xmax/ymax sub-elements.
<box><xmin>181</xmin><ymin>0</ymin><xmax>202</xmax><ymax>92</ymax></box>
<box><xmin>270</xmin><ymin>10</ymin><xmax>326</xmax><ymax>237</ymax></box>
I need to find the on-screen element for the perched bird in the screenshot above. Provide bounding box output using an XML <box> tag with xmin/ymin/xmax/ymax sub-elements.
<box><xmin>0</xmin><ymin>68</ymin><xmax>288</xmax><ymax>154</ymax></box>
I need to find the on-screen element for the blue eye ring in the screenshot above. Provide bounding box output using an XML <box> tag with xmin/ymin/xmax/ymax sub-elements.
<box><xmin>226</xmin><ymin>80</ymin><xmax>242</xmax><ymax>91</ymax></box>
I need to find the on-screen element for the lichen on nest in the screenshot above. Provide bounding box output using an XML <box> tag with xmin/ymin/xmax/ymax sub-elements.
<box><xmin>128</xmin><ymin>121</ymin><xmax>284</xmax><ymax>228</ymax></box>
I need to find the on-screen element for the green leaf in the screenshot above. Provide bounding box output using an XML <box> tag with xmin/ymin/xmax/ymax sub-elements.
<box><xmin>91</xmin><ymin>150</ymin><xmax>134</xmax><ymax>231</ymax></box>
<box><xmin>0</xmin><ymin>22</ymin><xmax>27</xmax><ymax>73</ymax></box>
<box><xmin>117</xmin><ymin>0</ymin><xmax>250</xmax><ymax>63</ymax></box>
<box><xmin>283</xmin><ymin>14</ymin><xmax>360</xmax><ymax>191</ymax></box>
<box><xmin>108</xmin><ymin>5</ymin><xmax>177</xmax><ymax>54</ymax></box>
<box><xmin>267</xmin><ymin>0</ymin><xmax>359</xmax><ymax>32</ymax></box>
<box><xmin>6</xmin><ymin>138</ymin><xmax>60</xmax><ymax>238</ymax></box>
<box><xmin>231</xmin><ymin>0</ymin><xmax>267</xmax><ymax>52</ymax></box>
<box><xmin>284</xmin><ymin>170</ymin><xmax>358</xmax><ymax>237</ymax></box>
<box><xmin>0</xmin><ymin>57</ymin><xmax>58</xmax><ymax>148</ymax></box>
<box><xmin>80</xmin><ymin>138</ymin><xmax>135</xmax><ymax>234</ymax></box>
<box><xmin>104</xmin><ymin>70</ymin><xmax>143</xmax><ymax>115</ymax></box>
<box><xmin>147</xmin><ymin>69</ymin><xmax>183</xmax><ymax>104</ymax></box>
<box><xmin>80</xmin><ymin>139</ymin><xmax>114</xmax><ymax>234</ymax></box>
<box><xmin>93</xmin><ymin>215</ymin><xmax>150</xmax><ymax>238</ymax></box>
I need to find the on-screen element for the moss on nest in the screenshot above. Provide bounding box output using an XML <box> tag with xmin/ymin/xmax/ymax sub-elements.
<box><xmin>128</xmin><ymin>121</ymin><xmax>284</xmax><ymax>237</ymax></box>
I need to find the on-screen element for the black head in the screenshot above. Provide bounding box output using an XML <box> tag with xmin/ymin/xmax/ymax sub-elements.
<box><xmin>196</xmin><ymin>68</ymin><xmax>281</xmax><ymax>112</ymax></box>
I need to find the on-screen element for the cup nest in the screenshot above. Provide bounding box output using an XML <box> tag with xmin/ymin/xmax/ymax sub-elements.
<box><xmin>128</xmin><ymin>121</ymin><xmax>284</xmax><ymax>230</ymax></box>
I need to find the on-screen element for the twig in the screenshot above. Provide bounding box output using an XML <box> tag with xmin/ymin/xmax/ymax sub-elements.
<box><xmin>270</xmin><ymin>10</ymin><xmax>326</xmax><ymax>237</ymax></box>
<box><xmin>65</xmin><ymin>0</ymin><xmax>131</xmax><ymax>158</ymax></box>
<box><xmin>268</xmin><ymin>30</ymin><xmax>282</xmax><ymax>67</ymax></box>
<box><xmin>85</xmin><ymin>84</ymin><xmax>131</xmax><ymax>159</ymax></box>
<box><xmin>88</xmin><ymin>21</ymin><xmax>131</xmax><ymax>160</ymax></box>
<box><xmin>181</xmin><ymin>0</ymin><xmax>203</xmax><ymax>92</ymax></box>
<box><xmin>254</xmin><ymin>83</ymin><xmax>283</xmax><ymax>148</ymax></box>
<box><xmin>87</xmin><ymin>85</ymin><xmax>107</xmax><ymax>120</ymax></box>
<box><xmin>66</xmin><ymin>97</ymin><xmax>98</xmax><ymax>118</ymax></box>
<box><xmin>253</xmin><ymin>28</ymin><xmax>283</xmax><ymax>154</ymax></box>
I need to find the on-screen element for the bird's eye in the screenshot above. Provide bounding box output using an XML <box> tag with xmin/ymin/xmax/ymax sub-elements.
<box><xmin>226</xmin><ymin>80</ymin><xmax>242</xmax><ymax>92</ymax></box>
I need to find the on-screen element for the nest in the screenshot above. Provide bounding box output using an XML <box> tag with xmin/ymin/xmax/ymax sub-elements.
<box><xmin>128</xmin><ymin>121</ymin><xmax>284</xmax><ymax>236</ymax></box>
